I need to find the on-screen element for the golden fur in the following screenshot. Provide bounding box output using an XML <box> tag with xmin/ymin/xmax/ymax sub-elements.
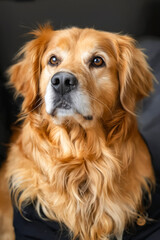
<box><xmin>0</xmin><ymin>24</ymin><xmax>155</xmax><ymax>240</ymax></box>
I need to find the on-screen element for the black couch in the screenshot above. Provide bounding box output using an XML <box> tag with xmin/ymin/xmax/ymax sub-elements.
<box><xmin>0</xmin><ymin>0</ymin><xmax>160</xmax><ymax>239</ymax></box>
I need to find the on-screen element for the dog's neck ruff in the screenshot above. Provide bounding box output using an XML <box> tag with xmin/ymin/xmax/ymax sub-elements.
<box><xmin>9</xmin><ymin>116</ymin><xmax>151</xmax><ymax>240</ymax></box>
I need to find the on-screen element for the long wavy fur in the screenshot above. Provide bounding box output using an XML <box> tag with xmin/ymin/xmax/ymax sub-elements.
<box><xmin>6</xmin><ymin>25</ymin><xmax>155</xmax><ymax>240</ymax></box>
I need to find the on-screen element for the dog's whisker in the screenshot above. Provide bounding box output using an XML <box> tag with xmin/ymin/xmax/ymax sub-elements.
<box><xmin>33</xmin><ymin>98</ymin><xmax>44</xmax><ymax>111</ymax></box>
<box><xmin>86</xmin><ymin>90</ymin><xmax>112</xmax><ymax>114</ymax></box>
<box><xmin>30</xmin><ymin>99</ymin><xmax>44</xmax><ymax>113</ymax></box>
<box><xmin>35</xmin><ymin>97</ymin><xmax>44</xmax><ymax>105</ymax></box>
<box><xmin>22</xmin><ymin>98</ymin><xmax>44</xmax><ymax>116</ymax></box>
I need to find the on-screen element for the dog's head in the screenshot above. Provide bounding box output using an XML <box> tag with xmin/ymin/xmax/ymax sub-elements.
<box><xmin>8</xmin><ymin>24</ymin><xmax>153</xmax><ymax>128</ymax></box>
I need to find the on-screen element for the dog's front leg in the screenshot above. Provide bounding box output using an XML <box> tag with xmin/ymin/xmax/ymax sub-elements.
<box><xmin>0</xmin><ymin>163</ymin><xmax>15</xmax><ymax>240</ymax></box>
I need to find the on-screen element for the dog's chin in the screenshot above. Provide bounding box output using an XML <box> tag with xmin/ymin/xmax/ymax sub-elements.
<box><xmin>52</xmin><ymin>107</ymin><xmax>75</xmax><ymax>118</ymax></box>
<box><xmin>50</xmin><ymin>107</ymin><xmax>94</xmax><ymax>127</ymax></box>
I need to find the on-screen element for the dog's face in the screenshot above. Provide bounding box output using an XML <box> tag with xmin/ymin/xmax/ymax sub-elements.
<box><xmin>8</xmin><ymin>25</ymin><xmax>153</xmax><ymax>128</ymax></box>
<box><xmin>41</xmin><ymin>28</ymin><xmax>119</xmax><ymax>126</ymax></box>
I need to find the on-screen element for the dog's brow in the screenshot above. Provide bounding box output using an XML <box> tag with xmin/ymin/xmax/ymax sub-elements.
<box><xmin>81</xmin><ymin>49</ymin><xmax>109</xmax><ymax>63</ymax></box>
<box><xmin>46</xmin><ymin>47</ymin><xmax>69</xmax><ymax>59</ymax></box>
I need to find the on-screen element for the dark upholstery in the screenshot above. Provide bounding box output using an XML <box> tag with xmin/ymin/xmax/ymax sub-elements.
<box><xmin>138</xmin><ymin>38</ymin><xmax>160</xmax><ymax>181</ymax></box>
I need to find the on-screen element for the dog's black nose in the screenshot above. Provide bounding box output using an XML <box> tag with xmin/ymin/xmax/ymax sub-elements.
<box><xmin>51</xmin><ymin>72</ymin><xmax>78</xmax><ymax>95</ymax></box>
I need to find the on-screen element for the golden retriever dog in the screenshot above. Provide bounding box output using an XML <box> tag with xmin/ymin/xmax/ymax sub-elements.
<box><xmin>0</xmin><ymin>24</ymin><xmax>155</xmax><ymax>240</ymax></box>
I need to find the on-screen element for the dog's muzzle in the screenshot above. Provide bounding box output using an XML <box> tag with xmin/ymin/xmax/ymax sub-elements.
<box><xmin>45</xmin><ymin>71</ymin><xmax>93</xmax><ymax>121</ymax></box>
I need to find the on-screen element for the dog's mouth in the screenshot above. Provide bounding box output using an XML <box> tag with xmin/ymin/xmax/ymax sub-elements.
<box><xmin>51</xmin><ymin>99</ymin><xmax>93</xmax><ymax>121</ymax></box>
<box><xmin>55</xmin><ymin>99</ymin><xmax>72</xmax><ymax>110</ymax></box>
<box><xmin>51</xmin><ymin>99</ymin><xmax>72</xmax><ymax>116</ymax></box>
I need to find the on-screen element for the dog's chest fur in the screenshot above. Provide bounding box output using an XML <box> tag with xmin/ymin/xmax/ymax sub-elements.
<box><xmin>8</xmin><ymin>119</ymin><xmax>147</xmax><ymax>240</ymax></box>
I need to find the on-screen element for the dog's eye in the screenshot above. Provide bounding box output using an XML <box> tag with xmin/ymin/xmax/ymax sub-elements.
<box><xmin>91</xmin><ymin>56</ymin><xmax>105</xmax><ymax>68</ymax></box>
<box><xmin>49</xmin><ymin>56</ymin><xmax>59</xmax><ymax>66</ymax></box>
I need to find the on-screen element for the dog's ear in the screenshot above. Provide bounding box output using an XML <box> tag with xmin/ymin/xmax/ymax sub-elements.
<box><xmin>7</xmin><ymin>24</ymin><xmax>53</xmax><ymax>112</ymax></box>
<box><xmin>117</xmin><ymin>35</ymin><xmax>153</xmax><ymax>114</ymax></box>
